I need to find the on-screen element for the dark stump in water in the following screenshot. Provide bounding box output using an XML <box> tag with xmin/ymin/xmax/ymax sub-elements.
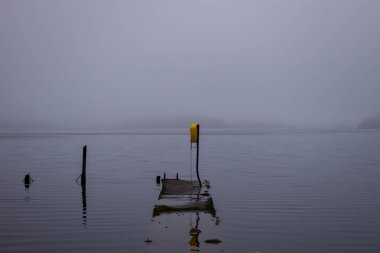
<box><xmin>24</xmin><ymin>174</ymin><xmax>33</xmax><ymax>189</ymax></box>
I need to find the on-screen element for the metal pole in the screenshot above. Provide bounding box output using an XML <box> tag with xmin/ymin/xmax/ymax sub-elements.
<box><xmin>196</xmin><ymin>124</ymin><xmax>202</xmax><ymax>187</ymax></box>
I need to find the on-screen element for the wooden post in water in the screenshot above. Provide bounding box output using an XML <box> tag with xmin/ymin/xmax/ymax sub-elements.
<box><xmin>24</xmin><ymin>174</ymin><xmax>31</xmax><ymax>185</ymax></box>
<box><xmin>81</xmin><ymin>145</ymin><xmax>87</xmax><ymax>186</ymax></box>
<box><xmin>23</xmin><ymin>174</ymin><xmax>33</xmax><ymax>189</ymax></box>
<box><xmin>196</xmin><ymin>124</ymin><xmax>202</xmax><ymax>187</ymax></box>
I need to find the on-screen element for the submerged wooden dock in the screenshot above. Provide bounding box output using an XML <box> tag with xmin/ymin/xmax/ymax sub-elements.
<box><xmin>153</xmin><ymin>124</ymin><xmax>216</xmax><ymax>217</ymax></box>
<box><xmin>160</xmin><ymin>179</ymin><xmax>201</xmax><ymax>196</ymax></box>
<box><xmin>154</xmin><ymin>179</ymin><xmax>215</xmax><ymax>217</ymax></box>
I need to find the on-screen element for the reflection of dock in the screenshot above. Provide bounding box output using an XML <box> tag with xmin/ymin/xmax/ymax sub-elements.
<box><xmin>149</xmin><ymin>180</ymin><xmax>221</xmax><ymax>252</ymax></box>
<box><xmin>153</xmin><ymin>197</ymin><xmax>216</xmax><ymax>217</ymax></box>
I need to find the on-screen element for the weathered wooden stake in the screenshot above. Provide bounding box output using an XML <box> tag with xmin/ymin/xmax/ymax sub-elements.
<box><xmin>176</xmin><ymin>173</ymin><xmax>179</xmax><ymax>180</ymax></box>
<box><xmin>164</xmin><ymin>173</ymin><xmax>166</xmax><ymax>179</ymax></box>
<box><xmin>196</xmin><ymin>124</ymin><xmax>202</xmax><ymax>187</ymax></box>
<box><xmin>156</xmin><ymin>176</ymin><xmax>161</xmax><ymax>184</ymax></box>
<box><xmin>81</xmin><ymin>145</ymin><xmax>87</xmax><ymax>186</ymax></box>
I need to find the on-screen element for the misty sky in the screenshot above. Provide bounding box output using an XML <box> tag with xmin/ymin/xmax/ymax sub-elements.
<box><xmin>0</xmin><ymin>0</ymin><xmax>379</xmax><ymax>128</ymax></box>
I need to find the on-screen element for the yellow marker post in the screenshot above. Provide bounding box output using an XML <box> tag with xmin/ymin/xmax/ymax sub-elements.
<box><xmin>190</xmin><ymin>123</ymin><xmax>201</xmax><ymax>187</ymax></box>
<box><xmin>190</xmin><ymin>123</ymin><xmax>198</xmax><ymax>143</ymax></box>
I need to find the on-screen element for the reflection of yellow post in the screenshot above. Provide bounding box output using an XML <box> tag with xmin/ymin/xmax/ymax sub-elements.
<box><xmin>189</xmin><ymin>227</ymin><xmax>201</xmax><ymax>251</ymax></box>
<box><xmin>190</xmin><ymin>124</ymin><xmax>201</xmax><ymax>187</ymax></box>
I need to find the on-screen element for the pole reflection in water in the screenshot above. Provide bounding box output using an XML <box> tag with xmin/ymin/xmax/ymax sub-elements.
<box><xmin>146</xmin><ymin>181</ymin><xmax>222</xmax><ymax>252</ymax></box>
<box><xmin>81</xmin><ymin>182</ymin><xmax>87</xmax><ymax>228</ymax></box>
<box><xmin>189</xmin><ymin>213</ymin><xmax>201</xmax><ymax>251</ymax></box>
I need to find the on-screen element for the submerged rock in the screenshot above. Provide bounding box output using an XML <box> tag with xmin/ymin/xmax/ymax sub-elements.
<box><xmin>204</xmin><ymin>239</ymin><xmax>222</xmax><ymax>244</ymax></box>
<box><xmin>144</xmin><ymin>238</ymin><xmax>152</xmax><ymax>244</ymax></box>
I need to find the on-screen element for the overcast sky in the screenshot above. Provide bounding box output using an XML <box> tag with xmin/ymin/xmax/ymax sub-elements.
<box><xmin>0</xmin><ymin>0</ymin><xmax>379</xmax><ymax>128</ymax></box>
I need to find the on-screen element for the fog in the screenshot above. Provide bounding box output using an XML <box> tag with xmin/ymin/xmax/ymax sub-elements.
<box><xmin>0</xmin><ymin>0</ymin><xmax>379</xmax><ymax>129</ymax></box>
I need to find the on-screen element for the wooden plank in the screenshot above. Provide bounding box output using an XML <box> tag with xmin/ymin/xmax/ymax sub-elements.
<box><xmin>160</xmin><ymin>179</ymin><xmax>201</xmax><ymax>196</ymax></box>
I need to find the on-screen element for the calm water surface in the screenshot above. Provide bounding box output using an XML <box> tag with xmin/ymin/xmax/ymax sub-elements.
<box><xmin>0</xmin><ymin>129</ymin><xmax>380</xmax><ymax>252</ymax></box>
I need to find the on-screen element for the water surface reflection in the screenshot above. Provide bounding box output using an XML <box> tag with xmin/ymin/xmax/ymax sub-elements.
<box><xmin>81</xmin><ymin>183</ymin><xmax>87</xmax><ymax>228</ymax></box>
<box><xmin>146</xmin><ymin>180</ymin><xmax>222</xmax><ymax>252</ymax></box>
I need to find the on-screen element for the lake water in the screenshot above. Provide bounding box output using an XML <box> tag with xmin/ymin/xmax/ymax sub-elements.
<box><xmin>1</xmin><ymin>129</ymin><xmax>380</xmax><ymax>253</ymax></box>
